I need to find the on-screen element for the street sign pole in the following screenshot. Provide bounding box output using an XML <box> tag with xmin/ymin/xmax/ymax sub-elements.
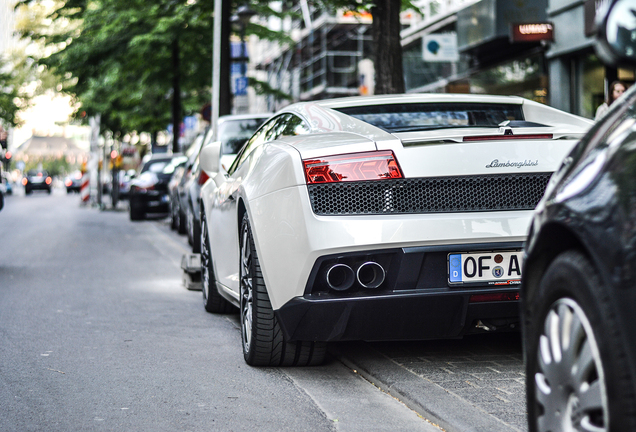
<box><xmin>212</xmin><ymin>0</ymin><xmax>222</xmax><ymax>142</ymax></box>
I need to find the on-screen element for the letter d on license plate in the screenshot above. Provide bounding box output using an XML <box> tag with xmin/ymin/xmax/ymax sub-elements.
<box><xmin>448</xmin><ymin>251</ymin><xmax>522</xmax><ymax>286</ymax></box>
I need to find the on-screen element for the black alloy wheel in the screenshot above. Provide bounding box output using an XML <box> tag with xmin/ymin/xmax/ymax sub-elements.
<box><xmin>201</xmin><ymin>211</ymin><xmax>234</xmax><ymax>314</ymax></box>
<box><xmin>525</xmin><ymin>251</ymin><xmax>636</xmax><ymax>432</ymax></box>
<box><xmin>239</xmin><ymin>214</ymin><xmax>326</xmax><ymax>367</ymax></box>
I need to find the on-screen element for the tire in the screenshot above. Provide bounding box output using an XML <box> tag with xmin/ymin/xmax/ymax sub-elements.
<box><xmin>129</xmin><ymin>201</ymin><xmax>145</xmax><ymax>221</ymax></box>
<box><xmin>170</xmin><ymin>201</ymin><xmax>178</xmax><ymax>230</ymax></box>
<box><xmin>239</xmin><ymin>214</ymin><xmax>326</xmax><ymax>367</ymax></box>
<box><xmin>191</xmin><ymin>217</ymin><xmax>201</xmax><ymax>253</ymax></box>
<box><xmin>524</xmin><ymin>250</ymin><xmax>636</xmax><ymax>432</ymax></box>
<box><xmin>201</xmin><ymin>211</ymin><xmax>234</xmax><ymax>314</ymax></box>
<box><xmin>25</xmin><ymin>188</ymin><xmax>32</xmax><ymax>195</ymax></box>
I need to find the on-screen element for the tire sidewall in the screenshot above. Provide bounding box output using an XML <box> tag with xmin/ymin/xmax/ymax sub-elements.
<box><xmin>524</xmin><ymin>250</ymin><xmax>630</xmax><ymax>432</ymax></box>
<box><xmin>239</xmin><ymin>216</ymin><xmax>256</xmax><ymax>363</ymax></box>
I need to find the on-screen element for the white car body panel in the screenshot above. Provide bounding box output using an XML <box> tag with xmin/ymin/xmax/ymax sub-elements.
<box><xmin>200</xmin><ymin>93</ymin><xmax>594</xmax><ymax>339</ymax></box>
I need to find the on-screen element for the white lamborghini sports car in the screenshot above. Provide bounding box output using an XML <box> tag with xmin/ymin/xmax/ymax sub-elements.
<box><xmin>198</xmin><ymin>93</ymin><xmax>592</xmax><ymax>366</ymax></box>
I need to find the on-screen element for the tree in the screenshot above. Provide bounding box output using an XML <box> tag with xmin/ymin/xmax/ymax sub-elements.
<box><xmin>314</xmin><ymin>0</ymin><xmax>411</xmax><ymax>94</ymax></box>
<box><xmin>16</xmin><ymin>0</ymin><xmax>214</xmax><ymax>152</ymax></box>
<box><xmin>0</xmin><ymin>58</ymin><xmax>22</xmax><ymax>127</ymax></box>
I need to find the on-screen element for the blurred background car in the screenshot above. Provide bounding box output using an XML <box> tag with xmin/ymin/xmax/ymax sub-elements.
<box><xmin>64</xmin><ymin>170</ymin><xmax>83</xmax><ymax>193</ymax></box>
<box><xmin>128</xmin><ymin>154</ymin><xmax>184</xmax><ymax>221</ymax></box>
<box><xmin>22</xmin><ymin>170</ymin><xmax>52</xmax><ymax>195</ymax></box>
<box><xmin>523</xmin><ymin>1</ymin><xmax>636</xmax><ymax>430</ymax></box>
<box><xmin>117</xmin><ymin>169</ymin><xmax>136</xmax><ymax>200</ymax></box>
<box><xmin>183</xmin><ymin>114</ymin><xmax>269</xmax><ymax>253</ymax></box>
<box><xmin>0</xmin><ymin>172</ymin><xmax>12</xmax><ymax>196</ymax></box>
<box><xmin>217</xmin><ymin>114</ymin><xmax>271</xmax><ymax>170</ymax></box>
<box><xmin>169</xmin><ymin>130</ymin><xmax>208</xmax><ymax>235</ymax></box>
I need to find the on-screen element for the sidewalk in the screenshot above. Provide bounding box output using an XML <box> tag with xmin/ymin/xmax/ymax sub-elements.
<box><xmin>331</xmin><ymin>333</ymin><xmax>525</xmax><ymax>432</ymax></box>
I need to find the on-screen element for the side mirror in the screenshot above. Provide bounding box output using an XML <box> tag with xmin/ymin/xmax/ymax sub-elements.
<box><xmin>596</xmin><ymin>0</ymin><xmax>636</xmax><ymax>66</ymax></box>
<box><xmin>199</xmin><ymin>140</ymin><xmax>222</xmax><ymax>176</ymax></box>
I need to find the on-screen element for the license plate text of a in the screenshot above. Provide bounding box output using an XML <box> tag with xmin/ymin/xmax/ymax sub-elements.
<box><xmin>448</xmin><ymin>251</ymin><xmax>522</xmax><ymax>286</ymax></box>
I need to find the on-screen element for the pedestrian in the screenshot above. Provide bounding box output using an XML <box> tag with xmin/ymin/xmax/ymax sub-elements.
<box><xmin>595</xmin><ymin>80</ymin><xmax>627</xmax><ymax>120</ymax></box>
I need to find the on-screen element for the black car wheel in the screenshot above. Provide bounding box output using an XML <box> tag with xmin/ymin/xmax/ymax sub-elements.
<box><xmin>525</xmin><ymin>250</ymin><xmax>636</xmax><ymax>432</ymax></box>
<box><xmin>239</xmin><ymin>214</ymin><xmax>326</xmax><ymax>367</ymax></box>
<box><xmin>129</xmin><ymin>200</ymin><xmax>145</xmax><ymax>221</ymax></box>
<box><xmin>201</xmin><ymin>212</ymin><xmax>234</xmax><ymax>314</ymax></box>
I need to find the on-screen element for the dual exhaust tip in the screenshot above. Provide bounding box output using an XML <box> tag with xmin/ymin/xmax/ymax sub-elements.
<box><xmin>325</xmin><ymin>261</ymin><xmax>386</xmax><ymax>291</ymax></box>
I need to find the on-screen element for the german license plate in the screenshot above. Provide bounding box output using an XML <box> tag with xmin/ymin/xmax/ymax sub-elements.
<box><xmin>448</xmin><ymin>251</ymin><xmax>522</xmax><ymax>286</ymax></box>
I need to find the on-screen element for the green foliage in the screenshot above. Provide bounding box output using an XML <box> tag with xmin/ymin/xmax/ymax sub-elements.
<box><xmin>23</xmin><ymin>156</ymin><xmax>74</xmax><ymax>177</ymax></box>
<box><xmin>17</xmin><ymin>0</ymin><xmax>215</xmax><ymax>136</ymax></box>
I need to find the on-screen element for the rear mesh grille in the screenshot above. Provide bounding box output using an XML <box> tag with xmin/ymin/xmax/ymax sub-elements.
<box><xmin>307</xmin><ymin>173</ymin><xmax>552</xmax><ymax>215</ymax></box>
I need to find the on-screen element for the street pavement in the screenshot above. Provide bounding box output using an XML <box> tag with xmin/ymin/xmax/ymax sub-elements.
<box><xmin>0</xmin><ymin>187</ymin><xmax>527</xmax><ymax>431</ymax></box>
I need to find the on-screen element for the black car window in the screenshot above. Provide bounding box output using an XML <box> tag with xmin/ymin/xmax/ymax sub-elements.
<box><xmin>334</xmin><ymin>103</ymin><xmax>524</xmax><ymax>132</ymax></box>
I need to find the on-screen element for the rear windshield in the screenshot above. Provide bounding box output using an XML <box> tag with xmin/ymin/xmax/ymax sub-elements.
<box><xmin>141</xmin><ymin>160</ymin><xmax>171</xmax><ymax>174</ymax></box>
<box><xmin>335</xmin><ymin>103</ymin><xmax>524</xmax><ymax>132</ymax></box>
<box><xmin>219</xmin><ymin>118</ymin><xmax>268</xmax><ymax>155</ymax></box>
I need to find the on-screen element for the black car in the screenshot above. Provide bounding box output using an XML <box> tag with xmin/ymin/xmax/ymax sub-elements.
<box><xmin>169</xmin><ymin>130</ymin><xmax>207</xmax><ymax>236</ymax></box>
<box><xmin>128</xmin><ymin>154</ymin><xmax>184</xmax><ymax>221</ymax></box>
<box><xmin>23</xmin><ymin>170</ymin><xmax>52</xmax><ymax>194</ymax></box>
<box><xmin>64</xmin><ymin>171</ymin><xmax>83</xmax><ymax>193</ymax></box>
<box><xmin>522</xmin><ymin>2</ymin><xmax>636</xmax><ymax>430</ymax></box>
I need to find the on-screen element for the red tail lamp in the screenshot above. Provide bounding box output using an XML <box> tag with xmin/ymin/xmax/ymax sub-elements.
<box><xmin>469</xmin><ymin>292</ymin><xmax>520</xmax><ymax>303</ymax></box>
<box><xmin>303</xmin><ymin>150</ymin><xmax>404</xmax><ymax>184</ymax></box>
<box><xmin>45</xmin><ymin>177</ymin><xmax>52</xmax><ymax>185</ymax></box>
<box><xmin>198</xmin><ymin>170</ymin><xmax>210</xmax><ymax>185</ymax></box>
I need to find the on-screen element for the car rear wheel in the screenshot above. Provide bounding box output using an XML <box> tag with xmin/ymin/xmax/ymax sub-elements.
<box><xmin>129</xmin><ymin>201</ymin><xmax>145</xmax><ymax>221</ymax></box>
<box><xmin>239</xmin><ymin>214</ymin><xmax>326</xmax><ymax>367</ymax></box>
<box><xmin>201</xmin><ymin>211</ymin><xmax>234</xmax><ymax>314</ymax></box>
<box><xmin>525</xmin><ymin>250</ymin><xmax>636</xmax><ymax>432</ymax></box>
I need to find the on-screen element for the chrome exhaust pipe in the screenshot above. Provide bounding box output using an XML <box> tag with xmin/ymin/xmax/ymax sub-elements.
<box><xmin>326</xmin><ymin>264</ymin><xmax>355</xmax><ymax>291</ymax></box>
<box><xmin>356</xmin><ymin>261</ymin><xmax>385</xmax><ymax>289</ymax></box>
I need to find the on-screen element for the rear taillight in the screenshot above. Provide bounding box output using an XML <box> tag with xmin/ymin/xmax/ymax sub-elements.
<box><xmin>22</xmin><ymin>178</ymin><xmax>27</xmax><ymax>186</ymax></box>
<box><xmin>45</xmin><ymin>177</ymin><xmax>52</xmax><ymax>185</ymax></box>
<box><xmin>463</xmin><ymin>134</ymin><xmax>553</xmax><ymax>142</ymax></box>
<box><xmin>303</xmin><ymin>150</ymin><xmax>403</xmax><ymax>184</ymax></box>
<box><xmin>469</xmin><ymin>292</ymin><xmax>520</xmax><ymax>303</ymax></box>
<box><xmin>198</xmin><ymin>170</ymin><xmax>210</xmax><ymax>185</ymax></box>
<box><xmin>65</xmin><ymin>179</ymin><xmax>72</xmax><ymax>187</ymax></box>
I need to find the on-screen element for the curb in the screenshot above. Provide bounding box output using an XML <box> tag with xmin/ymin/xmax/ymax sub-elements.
<box><xmin>330</xmin><ymin>341</ymin><xmax>520</xmax><ymax>432</ymax></box>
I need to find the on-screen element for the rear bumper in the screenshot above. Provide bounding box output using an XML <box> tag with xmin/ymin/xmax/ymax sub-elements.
<box><xmin>276</xmin><ymin>291</ymin><xmax>519</xmax><ymax>342</ymax></box>
<box><xmin>130</xmin><ymin>191</ymin><xmax>170</xmax><ymax>213</ymax></box>
<box><xmin>275</xmin><ymin>242</ymin><xmax>523</xmax><ymax>342</ymax></box>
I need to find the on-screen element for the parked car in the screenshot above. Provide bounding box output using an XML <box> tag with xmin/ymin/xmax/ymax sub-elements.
<box><xmin>523</xmin><ymin>1</ymin><xmax>636</xmax><ymax>430</ymax></box>
<box><xmin>1</xmin><ymin>171</ymin><xmax>13</xmax><ymax>195</ymax></box>
<box><xmin>118</xmin><ymin>169</ymin><xmax>136</xmax><ymax>200</ymax></box>
<box><xmin>171</xmin><ymin>114</ymin><xmax>270</xmax><ymax>252</ymax></box>
<box><xmin>23</xmin><ymin>170</ymin><xmax>52</xmax><ymax>194</ymax></box>
<box><xmin>198</xmin><ymin>93</ymin><xmax>592</xmax><ymax>366</ymax></box>
<box><xmin>64</xmin><ymin>171</ymin><xmax>83</xmax><ymax>193</ymax></box>
<box><xmin>128</xmin><ymin>154</ymin><xmax>184</xmax><ymax>221</ymax></box>
<box><xmin>169</xmin><ymin>131</ymin><xmax>208</xmax><ymax>236</ymax></box>
<box><xmin>185</xmin><ymin>114</ymin><xmax>270</xmax><ymax>253</ymax></box>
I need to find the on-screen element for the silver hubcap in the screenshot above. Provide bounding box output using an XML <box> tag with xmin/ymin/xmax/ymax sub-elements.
<box><xmin>240</xmin><ymin>225</ymin><xmax>253</xmax><ymax>352</ymax></box>
<box><xmin>534</xmin><ymin>298</ymin><xmax>608</xmax><ymax>432</ymax></box>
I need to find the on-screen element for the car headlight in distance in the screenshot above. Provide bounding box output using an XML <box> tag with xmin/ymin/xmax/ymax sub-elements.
<box><xmin>303</xmin><ymin>150</ymin><xmax>404</xmax><ymax>184</ymax></box>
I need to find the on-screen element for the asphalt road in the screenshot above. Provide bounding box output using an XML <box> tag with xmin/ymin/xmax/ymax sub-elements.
<box><xmin>0</xmin><ymin>189</ymin><xmax>440</xmax><ymax>432</ymax></box>
<box><xmin>0</xmin><ymin>187</ymin><xmax>527</xmax><ymax>432</ymax></box>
